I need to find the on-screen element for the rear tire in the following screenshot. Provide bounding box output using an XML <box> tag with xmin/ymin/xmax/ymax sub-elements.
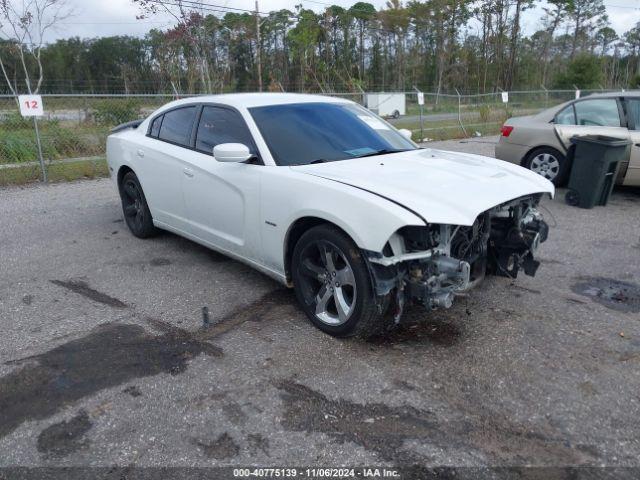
<box><xmin>523</xmin><ymin>147</ymin><xmax>568</xmax><ymax>186</ymax></box>
<box><xmin>291</xmin><ymin>224</ymin><xmax>390</xmax><ymax>338</ymax></box>
<box><xmin>119</xmin><ymin>171</ymin><xmax>159</xmax><ymax>238</ymax></box>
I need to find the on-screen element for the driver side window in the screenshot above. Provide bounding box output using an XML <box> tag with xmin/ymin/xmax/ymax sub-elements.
<box><xmin>195</xmin><ymin>106</ymin><xmax>256</xmax><ymax>156</ymax></box>
<box><xmin>574</xmin><ymin>99</ymin><xmax>621</xmax><ymax>127</ymax></box>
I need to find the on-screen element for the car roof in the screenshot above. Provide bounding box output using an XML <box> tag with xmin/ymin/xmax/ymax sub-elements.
<box><xmin>155</xmin><ymin>92</ymin><xmax>352</xmax><ymax>111</ymax></box>
<box><xmin>583</xmin><ymin>90</ymin><xmax>640</xmax><ymax>98</ymax></box>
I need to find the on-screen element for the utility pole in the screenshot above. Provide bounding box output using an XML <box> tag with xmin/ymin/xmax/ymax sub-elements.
<box><xmin>255</xmin><ymin>0</ymin><xmax>263</xmax><ymax>92</ymax></box>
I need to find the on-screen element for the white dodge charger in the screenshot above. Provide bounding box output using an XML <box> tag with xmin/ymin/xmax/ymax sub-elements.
<box><xmin>107</xmin><ymin>93</ymin><xmax>554</xmax><ymax>337</ymax></box>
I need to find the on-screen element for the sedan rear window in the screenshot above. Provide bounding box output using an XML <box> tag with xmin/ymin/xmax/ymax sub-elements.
<box><xmin>158</xmin><ymin>106</ymin><xmax>197</xmax><ymax>146</ymax></box>
<box><xmin>555</xmin><ymin>106</ymin><xmax>576</xmax><ymax>125</ymax></box>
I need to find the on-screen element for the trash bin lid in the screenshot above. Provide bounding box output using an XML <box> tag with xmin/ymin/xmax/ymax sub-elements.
<box><xmin>569</xmin><ymin>135</ymin><xmax>631</xmax><ymax>147</ymax></box>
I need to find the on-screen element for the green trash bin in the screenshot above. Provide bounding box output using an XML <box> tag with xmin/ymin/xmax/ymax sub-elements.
<box><xmin>564</xmin><ymin>135</ymin><xmax>631</xmax><ymax>209</ymax></box>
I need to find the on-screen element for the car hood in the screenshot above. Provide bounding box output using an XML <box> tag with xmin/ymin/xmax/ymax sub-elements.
<box><xmin>290</xmin><ymin>149</ymin><xmax>554</xmax><ymax>226</ymax></box>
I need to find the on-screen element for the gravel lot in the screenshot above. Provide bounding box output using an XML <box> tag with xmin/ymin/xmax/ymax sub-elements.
<box><xmin>1</xmin><ymin>141</ymin><xmax>640</xmax><ymax>474</ymax></box>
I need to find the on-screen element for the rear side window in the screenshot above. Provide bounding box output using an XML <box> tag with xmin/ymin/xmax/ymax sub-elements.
<box><xmin>158</xmin><ymin>106</ymin><xmax>197</xmax><ymax>146</ymax></box>
<box><xmin>195</xmin><ymin>106</ymin><xmax>255</xmax><ymax>154</ymax></box>
<box><xmin>555</xmin><ymin>106</ymin><xmax>576</xmax><ymax>125</ymax></box>
<box><xmin>149</xmin><ymin>115</ymin><xmax>163</xmax><ymax>138</ymax></box>
<box><xmin>574</xmin><ymin>99</ymin><xmax>621</xmax><ymax>127</ymax></box>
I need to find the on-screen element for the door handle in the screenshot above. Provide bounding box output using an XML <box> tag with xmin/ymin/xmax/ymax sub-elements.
<box><xmin>137</xmin><ymin>149</ymin><xmax>145</xmax><ymax>157</ymax></box>
<box><xmin>183</xmin><ymin>168</ymin><xmax>194</xmax><ymax>178</ymax></box>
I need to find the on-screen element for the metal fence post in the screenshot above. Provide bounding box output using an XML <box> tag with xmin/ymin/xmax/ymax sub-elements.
<box><xmin>454</xmin><ymin>88</ymin><xmax>467</xmax><ymax>137</ymax></box>
<box><xmin>412</xmin><ymin>86</ymin><xmax>424</xmax><ymax>142</ymax></box>
<box><xmin>32</xmin><ymin>116</ymin><xmax>47</xmax><ymax>182</ymax></box>
<box><xmin>541</xmin><ymin>84</ymin><xmax>548</xmax><ymax>108</ymax></box>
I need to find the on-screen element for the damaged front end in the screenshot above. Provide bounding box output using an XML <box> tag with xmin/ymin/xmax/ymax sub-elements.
<box><xmin>365</xmin><ymin>194</ymin><xmax>549</xmax><ymax>321</ymax></box>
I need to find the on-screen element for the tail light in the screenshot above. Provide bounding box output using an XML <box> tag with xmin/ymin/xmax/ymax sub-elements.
<box><xmin>501</xmin><ymin>125</ymin><xmax>514</xmax><ymax>137</ymax></box>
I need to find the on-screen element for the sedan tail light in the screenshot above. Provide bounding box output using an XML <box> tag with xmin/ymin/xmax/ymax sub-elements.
<box><xmin>501</xmin><ymin>125</ymin><xmax>514</xmax><ymax>137</ymax></box>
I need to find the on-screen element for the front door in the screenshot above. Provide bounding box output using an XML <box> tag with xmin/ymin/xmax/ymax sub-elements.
<box><xmin>181</xmin><ymin>105</ymin><xmax>263</xmax><ymax>259</ymax></box>
<box><xmin>554</xmin><ymin>97</ymin><xmax>630</xmax><ymax>148</ymax></box>
<box><xmin>621</xmin><ymin>98</ymin><xmax>640</xmax><ymax>186</ymax></box>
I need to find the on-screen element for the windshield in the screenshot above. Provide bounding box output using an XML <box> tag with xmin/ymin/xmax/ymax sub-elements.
<box><xmin>249</xmin><ymin>102</ymin><xmax>417</xmax><ymax>166</ymax></box>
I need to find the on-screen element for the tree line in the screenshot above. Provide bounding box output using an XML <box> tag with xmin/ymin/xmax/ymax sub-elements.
<box><xmin>2</xmin><ymin>0</ymin><xmax>640</xmax><ymax>96</ymax></box>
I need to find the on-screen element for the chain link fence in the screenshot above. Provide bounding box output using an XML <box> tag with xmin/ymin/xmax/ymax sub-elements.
<box><xmin>0</xmin><ymin>89</ymin><xmax>620</xmax><ymax>186</ymax></box>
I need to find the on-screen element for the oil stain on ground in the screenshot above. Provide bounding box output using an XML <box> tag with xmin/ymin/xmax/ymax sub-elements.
<box><xmin>50</xmin><ymin>279</ymin><xmax>127</xmax><ymax>308</ymax></box>
<box><xmin>275</xmin><ymin>379</ymin><xmax>593</xmax><ymax>465</ymax></box>
<box><xmin>0</xmin><ymin>322</ymin><xmax>221</xmax><ymax>439</ymax></box>
<box><xmin>36</xmin><ymin>410</ymin><xmax>92</xmax><ymax>457</ymax></box>
<box><xmin>571</xmin><ymin>277</ymin><xmax>640</xmax><ymax>313</ymax></box>
<box><xmin>276</xmin><ymin>379</ymin><xmax>437</xmax><ymax>464</ymax></box>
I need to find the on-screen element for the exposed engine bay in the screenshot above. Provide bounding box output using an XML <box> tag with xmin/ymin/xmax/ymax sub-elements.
<box><xmin>365</xmin><ymin>194</ymin><xmax>550</xmax><ymax>321</ymax></box>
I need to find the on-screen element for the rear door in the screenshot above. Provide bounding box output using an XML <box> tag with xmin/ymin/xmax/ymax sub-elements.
<box><xmin>554</xmin><ymin>97</ymin><xmax>630</xmax><ymax>151</ymax></box>
<box><xmin>180</xmin><ymin>105</ymin><xmax>263</xmax><ymax>259</ymax></box>
<box><xmin>622</xmin><ymin>97</ymin><xmax>640</xmax><ymax>186</ymax></box>
<box><xmin>135</xmin><ymin>105</ymin><xmax>198</xmax><ymax>230</ymax></box>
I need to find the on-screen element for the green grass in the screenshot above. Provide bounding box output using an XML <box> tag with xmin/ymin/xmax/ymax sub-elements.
<box><xmin>0</xmin><ymin>158</ymin><xmax>109</xmax><ymax>187</ymax></box>
<box><xmin>0</xmin><ymin>125</ymin><xmax>104</xmax><ymax>164</ymax></box>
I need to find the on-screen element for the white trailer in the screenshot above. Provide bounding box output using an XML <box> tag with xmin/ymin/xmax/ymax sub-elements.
<box><xmin>365</xmin><ymin>93</ymin><xmax>406</xmax><ymax>118</ymax></box>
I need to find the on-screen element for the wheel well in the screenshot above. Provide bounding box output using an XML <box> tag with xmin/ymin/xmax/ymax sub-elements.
<box><xmin>117</xmin><ymin>165</ymin><xmax>134</xmax><ymax>187</ymax></box>
<box><xmin>521</xmin><ymin>145</ymin><xmax>565</xmax><ymax>166</ymax></box>
<box><xmin>284</xmin><ymin>217</ymin><xmax>352</xmax><ymax>285</ymax></box>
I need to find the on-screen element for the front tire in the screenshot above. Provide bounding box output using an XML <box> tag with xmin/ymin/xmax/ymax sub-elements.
<box><xmin>523</xmin><ymin>147</ymin><xmax>568</xmax><ymax>186</ymax></box>
<box><xmin>292</xmin><ymin>225</ymin><xmax>389</xmax><ymax>338</ymax></box>
<box><xmin>119</xmin><ymin>171</ymin><xmax>159</xmax><ymax>238</ymax></box>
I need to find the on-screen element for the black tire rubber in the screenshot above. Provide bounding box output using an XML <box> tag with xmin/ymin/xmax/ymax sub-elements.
<box><xmin>523</xmin><ymin>147</ymin><xmax>569</xmax><ymax>186</ymax></box>
<box><xmin>119</xmin><ymin>171</ymin><xmax>159</xmax><ymax>238</ymax></box>
<box><xmin>392</xmin><ymin>110</ymin><xmax>400</xmax><ymax>119</ymax></box>
<box><xmin>291</xmin><ymin>224</ymin><xmax>390</xmax><ymax>338</ymax></box>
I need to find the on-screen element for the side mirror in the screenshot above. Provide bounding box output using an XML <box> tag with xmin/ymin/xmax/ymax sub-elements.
<box><xmin>213</xmin><ymin>143</ymin><xmax>252</xmax><ymax>163</ymax></box>
<box><xmin>398</xmin><ymin>128</ymin><xmax>412</xmax><ymax>140</ymax></box>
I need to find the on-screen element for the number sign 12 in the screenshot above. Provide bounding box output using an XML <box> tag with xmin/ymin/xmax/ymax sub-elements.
<box><xmin>18</xmin><ymin>95</ymin><xmax>44</xmax><ymax>117</ymax></box>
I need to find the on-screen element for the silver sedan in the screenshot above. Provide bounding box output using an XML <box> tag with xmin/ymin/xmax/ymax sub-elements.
<box><xmin>496</xmin><ymin>92</ymin><xmax>640</xmax><ymax>186</ymax></box>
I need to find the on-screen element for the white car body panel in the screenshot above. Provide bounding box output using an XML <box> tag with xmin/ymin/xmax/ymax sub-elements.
<box><xmin>107</xmin><ymin>93</ymin><xmax>554</xmax><ymax>286</ymax></box>
<box><xmin>293</xmin><ymin>149</ymin><xmax>554</xmax><ymax>227</ymax></box>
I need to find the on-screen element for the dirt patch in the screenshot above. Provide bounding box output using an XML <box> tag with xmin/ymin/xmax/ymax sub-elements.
<box><xmin>50</xmin><ymin>279</ymin><xmax>127</xmax><ymax>308</ymax></box>
<box><xmin>0</xmin><ymin>322</ymin><xmax>221</xmax><ymax>438</ymax></box>
<box><xmin>578</xmin><ymin>381</ymin><xmax>598</xmax><ymax>397</ymax></box>
<box><xmin>36</xmin><ymin>411</ymin><xmax>92</xmax><ymax>457</ymax></box>
<box><xmin>222</xmin><ymin>402</ymin><xmax>247</xmax><ymax>426</ymax></box>
<box><xmin>247</xmin><ymin>433</ymin><xmax>270</xmax><ymax>456</ymax></box>
<box><xmin>276</xmin><ymin>379</ymin><xmax>594</xmax><ymax>465</ymax></box>
<box><xmin>367</xmin><ymin>320</ymin><xmax>461</xmax><ymax>347</ymax></box>
<box><xmin>193</xmin><ymin>433</ymin><xmax>239</xmax><ymax>459</ymax></box>
<box><xmin>571</xmin><ymin>277</ymin><xmax>640</xmax><ymax>313</ymax></box>
<box><xmin>509</xmin><ymin>284</ymin><xmax>542</xmax><ymax>295</ymax></box>
<box><xmin>149</xmin><ymin>258</ymin><xmax>172</xmax><ymax>266</ymax></box>
<box><xmin>123</xmin><ymin>385</ymin><xmax>142</xmax><ymax>397</ymax></box>
<box><xmin>392</xmin><ymin>379</ymin><xmax>419</xmax><ymax>392</ymax></box>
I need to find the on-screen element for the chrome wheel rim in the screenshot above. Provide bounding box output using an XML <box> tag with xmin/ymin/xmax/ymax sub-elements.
<box><xmin>122</xmin><ymin>180</ymin><xmax>145</xmax><ymax>232</ymax></box>
<box><xmin>297</xmin><ymin>240</ymin><xmax>356</xmax><ymax>326</ymax></box>
<box><xmin>530</xmin><ymin>153</ymin><xmax>560</xmax><ymax>181</ymax></box>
